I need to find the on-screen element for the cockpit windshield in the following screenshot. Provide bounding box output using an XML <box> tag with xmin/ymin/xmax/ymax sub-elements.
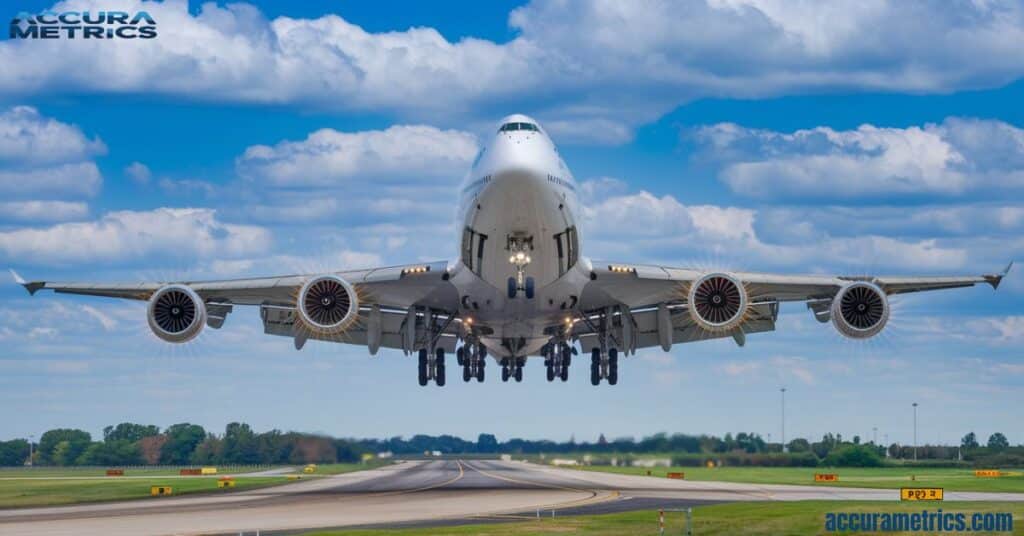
<box><xmin>498</xmin><ymin>122</ymin><xmax>540</xmax><ymax>133</ymax></box>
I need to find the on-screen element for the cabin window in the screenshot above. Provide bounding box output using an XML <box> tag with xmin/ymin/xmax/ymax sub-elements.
<box><xmin>461</xmin><ymin>226</ymin><xmax>488</xmax><ymax>276</ymax></box>
<box><xmin>553</xmin><ymin>226</ymin><xmax>579</xmax><ymax>276</ymax></box>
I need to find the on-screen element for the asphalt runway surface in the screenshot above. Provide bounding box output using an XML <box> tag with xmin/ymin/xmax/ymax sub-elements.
<box><xmin>3</xmin><ymin>459</ymin><xmax>1024</xmax><ymax>535</ymax></box>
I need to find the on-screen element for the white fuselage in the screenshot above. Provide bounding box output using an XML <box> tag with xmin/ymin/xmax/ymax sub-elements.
<box><xmin>449</xmin><ymin>115</ymin><xmax>592</xmax><ymax>359</ymax></box>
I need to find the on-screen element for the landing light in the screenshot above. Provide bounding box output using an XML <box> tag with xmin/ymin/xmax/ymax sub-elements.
<box><xmin>609</xmin><ymin>265</ymin><xmax>636</xmax><ymax>274</ymax></box>
<box><xmin>402</xmin><ymin>266</ymin><xmax>430</xmax><ymax>275</ymax></box>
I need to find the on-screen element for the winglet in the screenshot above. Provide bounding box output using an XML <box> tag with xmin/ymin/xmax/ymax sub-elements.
<box><xmin>9</xmin><ymin>268</ymin><xmax>44</xmax><ymax>295</ymax></box>
<box><xmin>984</xmin><ymin>261</ymin><xmax>1013</xmax><ymax>290</ymax></box>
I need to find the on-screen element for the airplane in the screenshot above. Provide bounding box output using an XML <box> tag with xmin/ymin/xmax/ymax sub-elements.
<box><xmin>13</xmin><ymin>114</ymin><xmax>1012</xmax><ymax>387</ymax></box>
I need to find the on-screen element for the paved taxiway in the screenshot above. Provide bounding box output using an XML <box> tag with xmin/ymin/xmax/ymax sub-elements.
<box><xmin>3</xmin><ymin>459</ymin><xmax>1023</xmax><ymax>535</ymax></box>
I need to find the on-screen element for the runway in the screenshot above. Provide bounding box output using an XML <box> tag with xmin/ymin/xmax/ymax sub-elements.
<box><xmin>3</xmin><ymin>460</ymin><xmax>1024</xmax><ymax>535</ymax></box>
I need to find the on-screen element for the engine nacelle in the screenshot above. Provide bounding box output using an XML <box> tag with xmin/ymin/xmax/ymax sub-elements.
<box><xmin>297</xmin><ymin>275</ymin><xmax>359</xmax><ymax>335</ymax></box>
<box><xmin>688</xmin><ymin>272</ymin><xmax>749</xmax><ymax>332</ymax></box>
<box><xmin>831</xmin><ymin>281</ymin><xmax>889</xmax><ymax>339</ymax></box>
<box><xmin>147</xmin><ymin>284</ymin><xmax>206</xmax><ymax>343</ymax></box>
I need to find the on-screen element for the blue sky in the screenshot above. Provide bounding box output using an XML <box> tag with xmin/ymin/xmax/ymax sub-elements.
<box><xmin>1</xmin><ymin>0</ymin><xmax>1022</xmax><ymax>447</ymax></box>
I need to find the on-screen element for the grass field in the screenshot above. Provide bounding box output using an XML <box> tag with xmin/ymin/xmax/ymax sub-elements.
<box><xmin>302</xmin><ymin>502</ymin><xmax>1023</xmax><ymax>535</ymax></box>
<box><xmin>569</xmin><ymin>465</ymin><xmax>1024</xmax><ymax>493</ymax></box>
<box><xmin>0</xmin><ymin>462</ymin><xmax>388</xmax><ymax>508</ymax></box>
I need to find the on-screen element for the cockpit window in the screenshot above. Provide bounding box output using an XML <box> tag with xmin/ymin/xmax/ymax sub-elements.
<box><xmin>499</xmin><ymin>122</ymin><xmax>539</xmax><ymax>133</ymax></box>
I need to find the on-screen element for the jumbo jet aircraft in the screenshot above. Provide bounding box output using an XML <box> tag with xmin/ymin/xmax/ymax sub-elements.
<box><xmin>15</xmin><ymin>114</ymin><xmax>1011</xmax><ymax>387</ymax></box>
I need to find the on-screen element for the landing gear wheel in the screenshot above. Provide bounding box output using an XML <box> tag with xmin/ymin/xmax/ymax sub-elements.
<box><xmin>456</xmin><ymin>346</ymin><xmax>465</xmax><ymax>367</ymax></box>
<box><xmin>559</xmin><ymin>363</ymin><xmax>569</xmax><ymax>382</ymax></box>
<box><xmin>591</xmin><ymin>348</ymin><xmax>601</xmax><ymax>366</ymax></box>
<box><xmin>525</xmin><ymin>277</ymin><xmax>535</xmax><ymax>299</ymax></box>
<box><xmin>608</xmin><ymin>348</ymin><xmax>618</xmax><ymax>366</ymax></box>
<box><xmin>608</xmin><ymin>362</ymin><xmax>618</xmax><ymax>385</ymax></box>
<box><xmin>501</xmin><ymin>364</ymin><xmax>510</xmax><ymax>382</ymax></box>
<box><xmin>562</xmin><ymin>345</ymin><xmax>572</xmax><ymax>367</ymax></box>
<box><xmin>476</xmin><ymin>361</ymin><xmax>485</xmax><ymax>382</ymax></box>
<box><xmin>463</xmin><ymin>365</ymin><xmax>472</xmax><ymax>382</ymax></box>
<box><xmin>590</xmin><ymin>362</ymin><xmax>600</xmax><ymax>386</ymax></box>
<box><xmin>507</xmin><ymin>277</ymin><xmax>517</xmax><ymax>299</ymax></box>
<box><xmin>417</xmin><ymin>349</ymin><xmax>428</xmax><ymax>386</ymax></box>
<box><xmin>435</xmin><ymin>348</ymin><xmax>446</xmax><ymax>386</ymax></box>
<box><xmin>546</xmin><ymin>364</ymin><xmax>555</xmax><ymax>382</ymax></box>
<box><xmin>514</xmin><ymin>365</ymin><xmax>523</xmax><ymax>382</ymax></box>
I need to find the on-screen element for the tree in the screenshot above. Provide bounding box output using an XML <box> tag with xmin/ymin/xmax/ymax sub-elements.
<box><xmin>160</xmin><ymin>423</ymin><xmax>206</xmax><ymax>464</ymax></box>
<box><xmin>103</xmin><ymin>423</ymin><xmax>160</xmax><ymax>443</ymax></box>
<box><xmin>823</xmin><ymin>444</ymin><xmax>883</xmax><ymax>467</ymax></box>
<box><xmin>38</xmin><ymin>429</ymin><xmax>91</xmax><ymax>465</ymax></box>
<box><xmin>987</xmin><ymin>432</ymin><xmax>1010</xmax><ymax>451</ymax></box>
<box><xmin>77</xmin><ymin>440</ymin><xmax>141</xmax><ymax>466</ymax></box>
<box><xmin>222</xmin><ymin>422</ymin><xmax>260</xmax><ymax>464</ymax></box>
<box><xmin>787</xmin><ymin>438</ymin><xmax>811</xmax><ymax>453</ymax></box>
<box><xmin>961</xmin><ymin>432</ymin><xmax>979</xmax><ymax>449</ymax></box>
<box><xmin>139</xmin><ymin>435</ymin><xmax>167</xmax><ymax>465</ymax></box>
<box><xmin>0</xmin><ymin>439</ymin><xmax>30</xmax><ymax>466</ymax></box>
<box><xmin>477</xmin><ymin>434</ymin><xmax>499</xmax><ymax>453</ymax></box>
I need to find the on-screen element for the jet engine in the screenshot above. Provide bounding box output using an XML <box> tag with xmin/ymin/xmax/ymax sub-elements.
<box><xmin>831</xmin><ymin>281</ymin><xmax>889</xmax><ymax>339</ymax></box>
<box><xmin>688</xmin><ymin>272</ymin><xmax>748</xmax><ymax>332</ymax></box>
<box><xmin>297</xmin><ymin>275</ymin><xmax>359</xmax><ymax>335</ymax></box>
<box><xmin>147</xmin><ymin>284</ymin><xmax>206</xmax><ymax>343</ymax></box>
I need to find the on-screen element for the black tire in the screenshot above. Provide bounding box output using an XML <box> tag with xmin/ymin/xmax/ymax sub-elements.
<box><xmin>546</xmin><ymin>364</ymin><xmax>555</xmax><ymax>382</ymax></box>
<box><xmin>507</xmin><ymin>277</ymin><xmax>517</xmax><ymax>299</ymax></box>
<box><xmin>590</xmin><ymin>363</ymin><xmax>600</xmax><ymax>386</ymax></box>
<box><xmin>476</xmin><ymin>365</ymin><xmax>485</xmax><ymax>382</ymax></box>
<box><xmin>436</xmin><ymin>347</ymin><xmax>446</xmax><ymax>367</ymax></box>
<box><xmin>463</xmin><ymin>365</ymin><xmax>471</xmax><ymax>382</ymax></box>
<box><xmin>418</xmin><ymin>349</ymin><xmax>428</xmax><ymax>386</ymax></box>
<box><xmin>591</xmin><ymin>348</ymin><xmax>601</xmax><ymax>366</ymax></box>
<box><xmin>525</xmin><ymin>277</ymin><xmax>535</xmax><ymax>299</ymax></box>
<box><xmin>456</xmin><ymin>346</ymin><xmax>465</xmax><ymax>367</ymax></box>
<box><xmin>608</xmin><ymin>362</ymin><xmax>618</xmax><ymax>385</ymax></box>
<box><xmin>609</xmin><ymin>347</ymin><xmax>618</xmax><ymax>366</ymax></box>
<box><xmin>514</xmin><ymin>366</ymin><xmax>523</xmax><ymax>382</ymax></box>
<box><xmin>436</xmin><ymin>364</ymin><xmax>446</xmax><ymax>386</ymax></box>
<box><xmin>501</xmin><ymin>366</ymin><xmax>510</xmax><ymax>382</ymax></box>
<box><xmin>479</xmin><ymin>345</ymin><xmax>488</xmax><ymax>358</ymax></box>
<box><xmin>562</xmin><ymin>345</ymin><xmax>572</xmax><ymax>367</ymax></box>
<box><xmin>560</xmin><ymin>364</ymin><xmax>569</xmax><ymax>382</ymax></box>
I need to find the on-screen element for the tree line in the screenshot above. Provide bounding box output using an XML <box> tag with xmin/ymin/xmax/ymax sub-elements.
<box><xmin>0</xmin><ymin>424</ymin><xmax>1019</xmax><ymax>467</ymax></box>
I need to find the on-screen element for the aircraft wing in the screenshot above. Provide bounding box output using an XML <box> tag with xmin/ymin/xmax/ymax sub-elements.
<box><xmin>13</xmin><ymin>261</ymin><xmax>461</xmax><ymax>353</ymax></box>
<box><xmin>573</xmin><ymin>261</ymin><xmax>1011</xmax><ymax>353</ymax></box>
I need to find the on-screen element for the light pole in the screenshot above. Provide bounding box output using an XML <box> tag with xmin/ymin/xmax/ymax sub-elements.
<box><xmin>780</xmin><ymin>387</ymin><xmax>787</xmax><ymax>452</ymax></box>
<box><xmin>912</xmin><ymin>402</ymin><xmax>918</xmax><ymax>461</ymax></box>
<box><xmin>28</xmin><ymin>434</ymin><xmax>33</xmax><ymax>467</ymax></box>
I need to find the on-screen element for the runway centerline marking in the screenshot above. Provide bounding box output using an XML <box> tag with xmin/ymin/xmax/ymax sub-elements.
<box><xmin>462</xmin><ymin>461</ymin><xmax>620</xmax><ymax>511</ymax></box>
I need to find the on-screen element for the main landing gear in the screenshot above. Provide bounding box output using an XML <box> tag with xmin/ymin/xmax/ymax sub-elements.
<box><xmin>590</xmin><ymin>347</ymin><xmax>619</xmax><ymax>386</ymax></box>
<box><xmin>418</xmin><ymin>347</ymin><xmax>446</xmax><ymax>387</ymax></box>
<box><xmin>456</xmin><ymin>343</ymin><xmax>486</xmax><ymax>383</ymax></box>
<box><xmin>543</xmin><ymin>343</ymin><xmax>573</xmax><ymax>382</ymax></box>
<box><xmin>501</xmin><ymin>358</ymin><xmax>525</xmax><ymax>383</ymax></box>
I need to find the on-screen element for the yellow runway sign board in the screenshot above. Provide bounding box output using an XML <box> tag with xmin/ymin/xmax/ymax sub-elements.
<box><xmin>975</xmin><ymin>469</ymin><xmax>1002</xmax><ymax>477</ymax></box>
<box><xmin>150</xmin><ymin>486</ymin><xmax>173</xmax><ymax>496</ymax></box>
<box><xmin>814</xmin><ymin>473</ymin><xmax>839</xmax><ymax>482</ymax></box>
<box><xmin>901</xmin><ymin>488</ymin><xmax>943</xmax><ymax>501</ymax></box>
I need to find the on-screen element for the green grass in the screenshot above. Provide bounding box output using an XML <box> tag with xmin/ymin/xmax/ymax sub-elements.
<box><xmin>0</xmin><ymin>465</ymin><xmax>284</xmax><ymax>477</ymax></box>
<box><xmin>301</xmin><ymin>502</ymin><xmax>1024</xmax><ymax>535</ymax></box>
<box><xmin>570</xmin><ymin>465</ymin><xmax>1024</xmax><ymax>493</ymax></box>
<box><xmin>0</xmin><ymin>475</ymin><xmax>289</xmax><ymax>508</ymax></box>
<box><xmin>306</xmin><ymin>462</ymin><xmax>391</xmax><ymax>475</ymax></box>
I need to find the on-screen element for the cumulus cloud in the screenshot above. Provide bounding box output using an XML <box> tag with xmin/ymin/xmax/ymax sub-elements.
<box><xmin>4</xmin><ymin>1</ymin><xmax>1024</xmax><ymax>141</ymax></box>
<box><xmin>582</xmin><ymin>190</ymin><xmax>988</xmax><ymax>272</ymax></box>
<box><xmin>0</xmin><ymin>208</ymin><xmax>270</xmax><ymax>264</ymax></box>
<box><xmin>0</xmin><ymin>106</ymin><xmax>105</xmax><ymax>201</ymax></box>
<box><xmin>236</xmin><ymin>125</ymin><xmax>478</xmax><ymax>187</ymax></box>
<box><xmin>0</xmin><ymin>201</ymin><xmax>88</xmax><ymax>223</ymax></box>
<box><xmin>124</xmin><ymin>161</ymin><xmax>152</xmax><ymax>184</ymax></box>
<box><xmin>694</xmin><ymin>118</ymin><xmax>1024</xmax><ymax>199</ymax></box>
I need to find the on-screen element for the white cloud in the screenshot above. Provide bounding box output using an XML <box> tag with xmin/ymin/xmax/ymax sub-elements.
<box><xmin>695</xmin><ymin>118</ymin><xmax>1024</xmax><ymax>199</ymax></box>
<box><xmin>124</xmin><ymin>161</ymin><xmax>152</xmax><ymax>184</ymax></box>
<box><xmin>0</xmin><ymin>201</ymin><xmax>88</xmax><ymax>223</ymax></box>
<box><xmin>4</xmin><ymin>2</ymin><xmax>1024</xmax><ymax>142</ymax></box>
<box><xmin>236</xmin><ymin>125</ymin><xmax>478</xmax><ymax>187</ymax></box>
<box><xmin>0</xmin><ymin>208</ymin><xmax>270</xmax><ymax>264</ymax></box>
<box><xmin>80</xmin><ymin>305</ymin><xmax>118</xmax><ymax>331</ymax></box>
<box><xmin>0</xmin><ymin>105</ymin><xmax>105</xmax><ymax>166</ymax></box>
